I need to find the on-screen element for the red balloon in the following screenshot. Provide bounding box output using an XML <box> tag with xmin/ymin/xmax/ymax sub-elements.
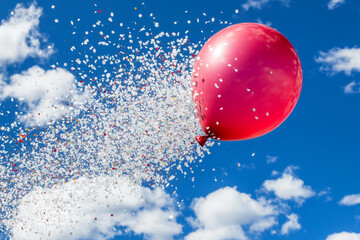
<box><xmin>192</xmin><ymin>23</ymin><xmax>302</xmax><ymax>146</ymax></box>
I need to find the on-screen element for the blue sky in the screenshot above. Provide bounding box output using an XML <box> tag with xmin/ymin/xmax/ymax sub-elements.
<box><xmin>1</xmin><ymin>0</ymin><xmax>360</xmax><ymax>240</ymax></box>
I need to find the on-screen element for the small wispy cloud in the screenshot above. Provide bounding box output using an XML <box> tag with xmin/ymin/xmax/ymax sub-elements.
<box><xmin>256</xmin><ymin>18</ymin><xmax>273</xmax><ymax>27</ymax></box>
<box><xmin>242</xmin><ymin>0</ymin><xmax>289</xmax><ymax>11</ymax></box>
<box><xmin>344</xmin><ymin>81</ymin><xmax>360</xmax><ymax>94</ymax></box>
<box><xmin>316</xmin><ymin>47</ymin><xmax>360</xmax><ymax>75</ymax></box>
<box><xmin>326</xmin><ymin>232</ymin><xmax>360</xmax><ymax>240</ymax></box>
<box><xmin>327</xmin><ymin>0</ymin><xmax>345</xmax><ymax>10</ymax></box>
<box><xmin>281</xmin><ymin>214</ymin><xmax>301</xmax><ymax>235</ymax></box>
<box><xmin>266</xmin><ymin>155</ymin><xmax>278</xmax><ymax>164</ymax></box>
<box><xmin>242</xmin><ymin>0</ymin><xmax>270</xmax><ymax>10</ymax></box>
<box><xmin>317</xmin><ymin>187</ymin><xmax>332</xmax><ymax>201</ymax></box>
<box><xmin>339</xmin><ymin>194</ymin><xmax>360</xmax><ymax>206</ymax></box>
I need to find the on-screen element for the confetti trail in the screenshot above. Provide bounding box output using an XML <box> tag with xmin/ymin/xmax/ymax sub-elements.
<box><xmin>0</xmin><ymin>3</ymin><xmax>227</xmax><ymax>238</ymax></box>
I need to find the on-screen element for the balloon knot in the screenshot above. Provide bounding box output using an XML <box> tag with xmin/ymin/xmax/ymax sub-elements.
<box><xmin>195</xmin><ymin>135</ymin><xmax>209</xmax><ymax>147</ymax></box>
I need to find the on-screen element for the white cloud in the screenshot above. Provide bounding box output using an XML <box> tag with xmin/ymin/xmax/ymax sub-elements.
<box><xmin>186</xmin><ymin>225</ymin><xmax>247</xmax><ymax>240</ymax></box>
<box><xmin>7</xmin><ymin>182</ymin><xmax>306</xmax><ymax>240</ymax></box>
<box><xmin>6</xmin><ymin>175</ymin><xmax>182</xmax><ymax>240</ymax></box>
<box><xmin>318</xmin><ymin>187</ymin><xmax>332</xmax><ymax>201</ymax></box>
<box><xmin>185</xmin><ymin>187</ymin><xmax>278</xmax><ymax>240</ymax></box>
<box><xmin>316</xmin><ymin>47</ymin><xmax>360</xmax><ymax>94</ymax></box>
<box><xmin>316</xmin><ymin>47</ymin><xmax>360</xmax><ymax>75</ymax></box>
<box><xmin>328</xmin><ymin>0</ymin><xmax>345</xmax><ymax>10</ymax></box>
<box><xmin>0</xmin><ymin>3</ymin><xmax>52</xmax><ymax>66</ymax></box>
<box><xmin>249</xmin><ymin>217</ymin><xmax>277</xmax><ymax>232</ymax></box>
<box><xmin>1</xmin><ymin>66</ymin><xmax>88</xmax><ymax>125</ymax></box>
<box><xmin>344</xmin><ymin>81</ymin><xmax>360</xmax><ymax>94</ymax></box>
<box><xmin>242</xmin><ymin>0</ymin><xmax>270</xmax><ymax>10</ymax></box>
<box><xmin>281</xmin><ymin>214</ymin><xmax>301</xmax><ymax>235</ymax></box>
<box><xmin>339</xmin><ymin>194</ymin><xmax>360</xmax><ymax>206</ymax></box>
<box><xmin>256</xmin><ymin>18</ymin><xmax>273</xmax><ymax>27</ymax></box>
<box><xmin>326</xmin><ymin>232</ymin><xmax>360</xmax><ymax>240</ymax></box>
<box><xmin>266</xmin><ymin>155</ymin><xmax>278</xmax><ymax>164</ymax></box>
<box><xmin>263</xmin><ymin>166</ymin><xmax>315</xmax><ymax>203</ymax></box>
<box><xmin>242</xmin><ymin>0</ymin><xmax>289</xmax><ymax>11</ymax></box>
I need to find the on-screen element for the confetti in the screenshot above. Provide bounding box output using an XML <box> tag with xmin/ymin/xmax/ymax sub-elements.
<box><xmin>0</xmin><ymin>4</ymin><xmax>236</xmax><ymax>237</ymax></box>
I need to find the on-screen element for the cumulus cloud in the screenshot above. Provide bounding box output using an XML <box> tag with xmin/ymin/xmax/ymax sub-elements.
<box><xmin>263</xmin><ymin>166</ymin><xmax>315</xmax><ymax>203</ymax></box>
<box><xmin>186</xmin><ymin>225</ymin><xmax>247</xmax><ymax>240</ymax></box>
<box><xmin>6</xmin><ymin>175</ymin><xmax>182</xmax><ymax>240</ymax></box>
<box><xmin>316</xmin><ymin>47</ymin><xmax>360</xmax><ymax>75</ymax></box>
<box><xmin>0</xmin><ymin>3</ymin><xmax>52</xmax><ymax>66</ymax></box>
<box><xmin>8</xmin><ymin>182</ymin><xmax>307</xmax><ymax>240</ymax></box>
<box><xmin>242</xmin><ymin>0</ymin><xmax>289</xmax><ymax>11</ymax></box>
<box><xmin>0</xmin><ymin>3</ymin><xmax>69</xmax><ymax>125</ymax></box>
<box><xmin>328</xmin><ymin>0</ymin><xmax>345</xmax><ymax>10</ymax></box>
<box><xmin>326</xmin><ymin>232</ymin><xmax>360</xmax><ymax>240</ymax></box>
<box><xmin>249</xmin><ymin>216</ymin><xmax>277</xmax><ymax>232</ymax></box>
<box><xmin>1</xmin><ymin>66</ymin><xmax>88</xmax><ymax>125</ymax></box>
<box><xmin>281</xmin><ymin>214</ymin><xmax>301</xmax><ymax>235</ymax></box>
<box><xmin>339</xmin><ymin>194</ymin><xmax>360</xmax><ymax>206</ymax></box>
<box><xmin>316</xmin><ymin>47</ymin><xmax>360</xmax><ymax>94</ymax></box>
<box><xmin>185</xmin><ymin>187</ymin><xmax>278</xmax><ymax>240</ymax></box>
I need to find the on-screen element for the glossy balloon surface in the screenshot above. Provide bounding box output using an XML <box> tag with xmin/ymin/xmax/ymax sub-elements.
<box><xmin>192</xmin><ymin>23</ymin><xmax>302</xmax><ymax>141</ymax></box>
